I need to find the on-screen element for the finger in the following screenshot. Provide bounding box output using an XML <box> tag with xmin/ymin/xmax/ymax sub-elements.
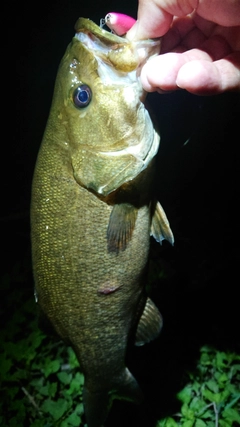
<box><xmin>177</xmin><ymin>53</ymin><xmax>240</xmax><ymax>94</ymax></box>
<box><xmin>161</xmin><ymin>16</ymin><xmax>240</xmax><ymax>54</ymax></box>
<box><xmin>140</xmin><ymin>51</ymin><xmax>210</xmax><ymax>92</ymax></box>
<box><xmin>127</xmin><ymin>0</ymin><xmax>173</xmax><ymax>40</ymax></box>
<box><xmin>195</xmin><ymin>0</ymin><xmax>240</xmax><ymax>27</ymax></box>
<box><xmin>141</xmin><ymin>51</ymin><xmax>240</xmax><ymax>94</ymax></box>
<box><xmin>161</xmin><ymin>17</ymin><xmax>207</xmax><ymax>53</ymax></box>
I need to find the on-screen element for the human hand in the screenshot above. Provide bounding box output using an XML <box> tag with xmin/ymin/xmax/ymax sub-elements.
<box><xmin>125</xmin><ymin>0</ymin><xmax>240</xmax><ymax>95</ymax></box>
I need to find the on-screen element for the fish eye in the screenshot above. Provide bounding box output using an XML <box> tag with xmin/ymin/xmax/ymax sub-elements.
<box><xmin>73</xmin><ymin>84</ymin><xmax>92</xmax><ymax>108</ymax></box>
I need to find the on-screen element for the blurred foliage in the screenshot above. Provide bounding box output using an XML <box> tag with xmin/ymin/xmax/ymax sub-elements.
<box><xmin>1</xmin><ymin>262</ymin><xmax>239</xmax><ymax>427</ymax></box>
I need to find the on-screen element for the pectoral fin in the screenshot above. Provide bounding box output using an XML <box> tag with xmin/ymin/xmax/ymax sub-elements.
<box><xmin>107</xmin><ymin>203</ymin><xmax>138</xmax><ymax>254</ymax></box>
<box><xmin>151</xmin><ymin>201</ymin><xmax>174</xmax><ymax>245</ymax></box>
<box><xmin>135</xmin><ymin>297</ymin><xmax>163</xmax><ymax>346</ymax></box>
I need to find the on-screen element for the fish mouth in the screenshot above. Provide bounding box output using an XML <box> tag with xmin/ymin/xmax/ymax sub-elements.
<box><xmin>75</xmin><ymin>17</ymin><xmax>128</xmax><ymax>45</ymax></box>
<box><xmin>74</xmin><ymin>17</ymin><xmax>160</xmax><ymax>74</ymax></box>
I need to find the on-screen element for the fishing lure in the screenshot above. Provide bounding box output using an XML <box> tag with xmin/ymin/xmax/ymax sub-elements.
<box><xmin>101</xmin><ymin>12</ymin><xmax>136</xmax><ymax>36</ymax></box>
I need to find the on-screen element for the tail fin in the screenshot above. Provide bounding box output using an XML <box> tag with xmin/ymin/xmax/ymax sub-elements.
<box><xmin>83</xmin><ymin>368</ymin><xmax>143</xmax><ymax>427</ymax></box>
<box><xmin>115</xmin><ymin>368</ymin><xmax>144</xmax><ymax>404</ymax></box>
<box><xmin>82</xmin><ymin>387</ymin><xmax>110</xmax><ymax>427</ymax></box>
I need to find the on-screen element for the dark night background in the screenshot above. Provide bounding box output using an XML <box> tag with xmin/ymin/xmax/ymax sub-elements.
<box><xmin>2</xmin><ymin>0</ymin><xmax>240</xmax><ymax>425</ymax></box>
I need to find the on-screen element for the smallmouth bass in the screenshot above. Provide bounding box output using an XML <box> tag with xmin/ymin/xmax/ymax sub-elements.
<box><xmin>31</xmin><ymin>17</ymin><xmax>174</xmax><ymax>427</ymax></box>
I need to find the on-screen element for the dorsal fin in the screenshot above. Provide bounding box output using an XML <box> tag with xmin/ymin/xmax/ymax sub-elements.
<box><xmin>107</xmin><ymin>203</ymin><xmax>138</xmax><ymax>254</ymax></box>
<box><xmin>151</xmin><ymin>201</ymin><xmax>174</xmax><ymax>245</ymax></box>
<box><xmin>135</xmin><ymin>297</ymin><xmax>163</xmax><ymax>346</ymax></box>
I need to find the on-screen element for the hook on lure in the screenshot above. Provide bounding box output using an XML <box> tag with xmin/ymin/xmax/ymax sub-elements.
<box><xmin>100</xmin><ymin>13</ymin><xmax>136</xmax><ymax>36</ymax></box>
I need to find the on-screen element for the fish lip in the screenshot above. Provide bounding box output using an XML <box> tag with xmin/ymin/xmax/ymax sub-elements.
<box><xmin>74</xmin><ymin>17</ymin><xmax>161</xmax><ymax>73</ymax></box>
<box><xmin>74</xmin><ymin>17</ymin><xmax>129</xmax><ymax>45</ymax></box>
<box><xmin>74</xmin><ymin>17</ymin><xmax>161</xmax><ymax>49</ymax></box>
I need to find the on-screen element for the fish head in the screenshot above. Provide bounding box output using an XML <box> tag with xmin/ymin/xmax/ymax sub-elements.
<box><xmin>54</xmin><ymin>18</ymin><xmax>161</xmax><ymax>196</ymax></box>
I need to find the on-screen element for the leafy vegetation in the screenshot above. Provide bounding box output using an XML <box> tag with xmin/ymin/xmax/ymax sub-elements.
<box><xmin>1</xmin><ymin>262</ymin><xmax>239</xmax><ymax>427</ymax></box>
<box><xmin>158</xmin><ymin>347</ymin><xmax>240</xmax><ymax>427</ymax></box>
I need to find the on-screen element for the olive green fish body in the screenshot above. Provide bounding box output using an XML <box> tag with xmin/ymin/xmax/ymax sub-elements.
<box><xmin>32</xmin><ymin>146</ymin><xmax>148</xmax><ymax>372</ymax></box>
<box><xmin>31</xmin><ymin>18</ymin><xmax>174</xmax><ymax>427</ymax></box>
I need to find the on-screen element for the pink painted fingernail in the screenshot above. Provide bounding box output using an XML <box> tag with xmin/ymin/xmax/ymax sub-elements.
<box><xmin>105</xmin><ymin>12</ymin><xmax>136</xmax><ymax>36</ymax></box>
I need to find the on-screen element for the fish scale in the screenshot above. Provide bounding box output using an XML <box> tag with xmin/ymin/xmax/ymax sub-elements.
<box><xmin>31</xmin><ymin>17</ymin><xmax>174</xmax><ymax>427</ymax></box>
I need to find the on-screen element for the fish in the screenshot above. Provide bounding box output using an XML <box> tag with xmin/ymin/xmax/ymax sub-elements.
<box><xmin>30</xmin><ymin>17</ymin><xmax>174</xmax><ymax>427</ymax></box>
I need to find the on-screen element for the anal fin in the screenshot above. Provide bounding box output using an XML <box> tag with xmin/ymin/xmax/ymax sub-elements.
<box><xmin>135</xmin><ymin>297</ymin><xmax>163</xmax><ymax>346</ymax></box>
<box><xmin>151</xmin><ymin>200</ymin><xmax>174</xmax><ymax>245</ymax></box>
<box><xmin>107</xmin><ymin>203</ymin><xmax>138</xmax><ymax>254</ymax></box>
